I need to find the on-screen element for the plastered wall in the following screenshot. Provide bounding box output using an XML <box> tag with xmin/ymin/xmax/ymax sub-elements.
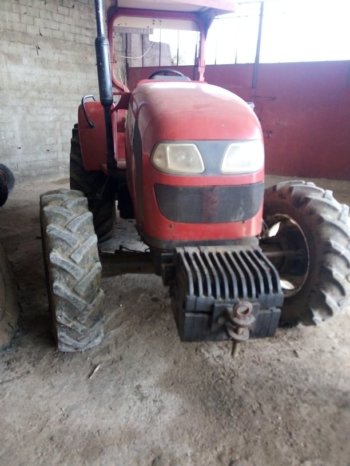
<box><xmin>0</xmin><ymin>0</ymin><xmax>99</xmax><ymax>179</ymax></box>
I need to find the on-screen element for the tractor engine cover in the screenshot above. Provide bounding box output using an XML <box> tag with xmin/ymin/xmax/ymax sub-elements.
<box><xmin>169</xmin><ymin>245</ymin><xmax>284</xmax><ymax>341</ymax></box>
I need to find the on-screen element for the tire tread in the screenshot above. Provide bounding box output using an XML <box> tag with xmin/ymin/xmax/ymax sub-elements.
<box><xmin>40</xmin><ymin>188</ymin><xmax>104</xmax><ymax>352</ymax></box>
<box><xmin>264</xmin><ymin>181</ymin><xmax>350</xmax><ymax>325</ymax></box>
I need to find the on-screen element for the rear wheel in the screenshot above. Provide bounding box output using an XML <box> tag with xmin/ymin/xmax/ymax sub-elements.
<box><xmin>40</xmin><ymin>189</ymin><xmax>104</xmax><ymax>352</ymax></box>
<box><xmin>262</xmin><ymin>180</ymin><xmax>350</xmax><ymax>325</ymax></box>
<box><xmin>70</xmin><ymin>124</ymin><xmax>115</xmax><ymax>242</ymax></box>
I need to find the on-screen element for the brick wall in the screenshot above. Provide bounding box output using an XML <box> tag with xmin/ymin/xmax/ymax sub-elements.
<box><xmin>0</xmin><ymin>0</ymin><xmax>99</xmax><ymax>179</ymax></box>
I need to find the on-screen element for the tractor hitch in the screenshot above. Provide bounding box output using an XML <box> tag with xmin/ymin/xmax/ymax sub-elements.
<box><xmin>219</xmin><ymin>301</ymin><xmax>256</xmax><ymax>358</ymax></box>
<box><xmin>219</xmin><ymin>301</ymin><xmax>255</xmax><ymax>343</ymax></box>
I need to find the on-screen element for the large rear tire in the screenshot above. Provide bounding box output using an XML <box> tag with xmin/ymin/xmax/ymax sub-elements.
<box><xmin>262</xmin><ymin>180</ymin><xmax>350</xmax><ymax>326</ymax></box>
<box><xmin>69</xmin><ymin>124</ymin><xmax>115</xmax><ymax>242</ymax></box>
<box><xmin>0</xmin><ymin>244</ymin><xmax>18</xmax><ymax>350</ymax></box>
<box><xmin>40</xmin><ymin>189</ymin><xmax>104</xmax><ymax>352</ymax></box>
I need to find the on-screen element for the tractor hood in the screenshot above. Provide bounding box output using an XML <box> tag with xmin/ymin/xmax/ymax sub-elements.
<box><xmin>131</xmin><ymin>81</ymin><xmax>262</xmax><ymax>154</ymax></box>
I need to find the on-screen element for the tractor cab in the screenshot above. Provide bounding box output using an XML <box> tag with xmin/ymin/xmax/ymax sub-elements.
<box><xmin>106</xmin><ymin>0</ymin><xmax>235</xmax><ymax>91</ymax></box>
<box><xmin>109</xmin><ymin>8</ymin><xmax>203</xmax><ymax>90</ymax></box>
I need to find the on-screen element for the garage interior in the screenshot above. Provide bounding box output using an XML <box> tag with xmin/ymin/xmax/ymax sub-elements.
<box><xmin>0</xmin><ymin>1</ymin><xmax>349</xmax><ymax>465</ymax></box>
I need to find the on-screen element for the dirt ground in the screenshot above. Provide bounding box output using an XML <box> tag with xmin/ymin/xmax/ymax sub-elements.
<box><xmin>0</xmin><ymin>175</ymin><xmax>349</xmax><ymax>466</ymax></box>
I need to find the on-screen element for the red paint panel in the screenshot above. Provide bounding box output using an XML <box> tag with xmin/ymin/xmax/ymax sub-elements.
<box><xmin>78</xmin><ymin>102</ymin><xmax>108</xmax><ymax>171</ymax></box>
<box><xmin>111</xmin><ymin>109</ymin><xmax>127</xmax><ymax>168</ymax></box>
<box><xmin>79</xmin><ymin>102</ymin><xmax>127</xmax><ymax>171</ymax></box>
<box><xmin>206</xmin><ymin>62</ymin><xmax>350</xmax><ymax>180</ymax></box>
<box><xmin>131</xmin><ymin>81</ymin><xmax>262</xmax><ymax>155</ymax></box>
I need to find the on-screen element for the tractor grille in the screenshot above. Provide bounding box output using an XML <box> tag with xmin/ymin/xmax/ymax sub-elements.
<box><xmin>155</xmin><ymin>183</ymin><xmax>264</xmax><ymax>223</ymax></box>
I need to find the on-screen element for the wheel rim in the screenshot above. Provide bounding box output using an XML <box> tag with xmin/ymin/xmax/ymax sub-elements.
<box><xmin>261</xmin><ymin>214</ymin><xmax>310</xmax><ymax>297</ymax></box>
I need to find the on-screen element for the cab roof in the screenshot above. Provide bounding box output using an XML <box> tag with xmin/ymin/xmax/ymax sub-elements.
<box><xmin>106</xmin><ymin>0</ymin><xmax>235</xmax><ymax>15</ymax></box>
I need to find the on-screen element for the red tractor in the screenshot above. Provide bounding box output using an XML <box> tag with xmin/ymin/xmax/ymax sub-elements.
<box><xmin>40</xmin><ymin>0</ymin><xmax>350</xmax><ymax>352</ymax></box>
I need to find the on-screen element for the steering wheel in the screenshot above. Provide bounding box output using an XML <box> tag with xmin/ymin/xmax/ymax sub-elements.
<box><xmin>148</xmin><ymin>69</ymin><xmax>190</xmax><ymax>80</ymax></box>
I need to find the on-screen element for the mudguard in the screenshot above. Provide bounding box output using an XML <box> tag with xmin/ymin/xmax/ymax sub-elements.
<box><xmin>78</xmin><ymin>101</ymin><xmax>127</xmax><ymax>171</ymax></box>
<box><xmin>78</xmin><ymin>101</ymin><xmax>108</xmax><ymax>171</ymax></box>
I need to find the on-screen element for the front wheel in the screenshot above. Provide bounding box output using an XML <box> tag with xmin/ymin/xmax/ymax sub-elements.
<box><xmin>262</xmin><ymin>180</ymin><xmax>350</xmax><ymax>326</ymax></box>
<box><xmin>40</xmin><ymin>189</ymin><xmax>104</xmax><ymax>351</ymax></box>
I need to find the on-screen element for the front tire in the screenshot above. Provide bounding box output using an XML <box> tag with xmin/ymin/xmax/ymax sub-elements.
<box><xmin>262</xmin><ymin>180</ymin><xmax>350</xmax><ymax>326</ymax></box>
<box><xmin>40</xmin><ymin>189</ymin><xmax>104</xmax><ymax>352</ymax></box>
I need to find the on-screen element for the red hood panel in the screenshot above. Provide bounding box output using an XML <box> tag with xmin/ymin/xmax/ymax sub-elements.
<box><xmin>131</xmin><ymin>81</ymin><xmax>262</xmax><ymax>153</ymax></box>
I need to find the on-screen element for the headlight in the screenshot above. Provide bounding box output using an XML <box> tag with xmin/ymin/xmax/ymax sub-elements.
<box><xmin>221</xmin><ymin>140</ymin><xmax>264</xmax><ymax>174</ymax></box>
<box><xmin>151</xmin><ymin>143</ymin><xmax>204</xmax><ymax>175</ymax></box>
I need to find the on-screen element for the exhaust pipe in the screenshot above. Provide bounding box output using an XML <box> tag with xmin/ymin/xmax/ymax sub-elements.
<box><xmin>94</xmin><ymin>0</ymin><xmax>116</xmax><ymax>171</ymax></box>
<box><xmin>94</xmin><ymin>0</ymin><xmax>113</xmax><ymax>107</ymax></box>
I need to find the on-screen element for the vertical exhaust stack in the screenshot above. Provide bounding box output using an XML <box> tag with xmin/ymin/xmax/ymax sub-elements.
<box><xmin>94</xmin><ymin>0</ymin><xmax>116</xmax><ymax>171</ymax></box>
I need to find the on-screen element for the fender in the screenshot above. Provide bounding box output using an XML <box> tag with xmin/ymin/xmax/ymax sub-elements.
<box><xmin>78</xmin><ymin>101</ymin><xmax>108</xmax><ymax>171</ymax></box>
<box><xmin>78</xmin><ymin>100</ymin><xmax>127</xmax><ymax>171</ymax></box>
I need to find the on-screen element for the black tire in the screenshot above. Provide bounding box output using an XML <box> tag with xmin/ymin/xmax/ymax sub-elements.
<box><xmin>0</xmin><ymin>164</ymin><xmax>15</xmax><ymax>192</ymax></box>
<box><xmin>40</xmin><ymin>189</ymin><xmax>104</xmax><ymax>352</ymax></box>
<box><xmin>0</xmin><ymin>244</ymin><xmax>18</xmax><ymax>350</ymax></box>
<box><xmin>0</xmin><ymin>176</ymin><xmax>8</xmax><ymax>207</ymax></box>
<box><xmin>262</xmin><ymin>180</ymin><xmax>350</xmax><ymax>325</ymax></box>
<box><xmin>70</xmin><ymin>124</ymin><xmax>115</xmax><ymax>242</ymax></box>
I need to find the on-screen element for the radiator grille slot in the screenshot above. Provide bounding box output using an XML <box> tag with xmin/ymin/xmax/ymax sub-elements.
<box><xmin>176</xmin><ymin>245</ymin><xmax>283</xmax><ymax>311</ymax></box>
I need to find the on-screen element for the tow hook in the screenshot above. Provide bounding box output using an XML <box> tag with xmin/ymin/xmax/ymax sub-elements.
<box><xmin>221</xmin><ymin>302</ymin><xmax>256</xmax><ymax>357</ymax></box>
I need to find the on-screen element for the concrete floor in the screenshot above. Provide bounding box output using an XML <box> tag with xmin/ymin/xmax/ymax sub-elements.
<box><xmin>0</xmin><ymin>175</ymin><xmax>349</xmax><ymax>466</ymax></box>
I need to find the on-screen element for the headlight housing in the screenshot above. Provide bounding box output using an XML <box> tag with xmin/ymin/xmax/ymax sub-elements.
<box><xmin>151</xmin><ymin>143</ymin><xmax>204</xmax><ymax>175</ymax></box>
<box><xmin>221</xmin><ymin>140</ymin><xmax>264</xmax><ymax>174</ymax></box>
